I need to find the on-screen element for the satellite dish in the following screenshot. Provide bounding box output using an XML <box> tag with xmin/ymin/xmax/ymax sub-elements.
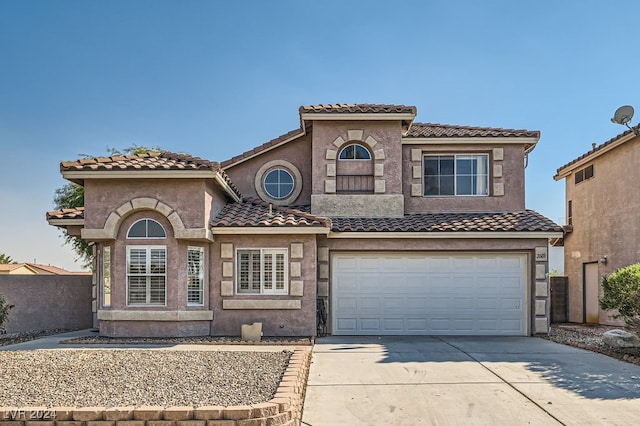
<box><xmin>611</xmin><ymin>105</ymin><xmax>634</xmax><ymax>125</ymax></box>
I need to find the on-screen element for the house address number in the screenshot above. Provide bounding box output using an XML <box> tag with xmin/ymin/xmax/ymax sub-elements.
<box><xmin>535</xmin><ymin>246</ymin><xmax>548</xmax><ymax>262</ymax></box>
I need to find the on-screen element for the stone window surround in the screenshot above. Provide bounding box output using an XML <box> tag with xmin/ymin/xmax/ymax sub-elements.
<box><xmin>219</xmin><ymin>242</ymin><xmax>304</xmax><ymax>307</ymax></box>
<box><xmin>254</xmin><ymin>160</ymin><xmax>303</xmax><ymax>206</ymax></box>
<box><xmin>324</xmin><ymin>130</ymin><xmax>386</xmax><ymax>194</ymax></box>
<box><xmin>81</xmin><ymin>196</ymin><xmax>213</xmax><ymax>242</ymax></box>
<box><xmin>410</xmin><ymin>147</ymin><xmax>505</xmax><ymax>197</ymax></box>
<box><xmin>236</xmin><ymin>248</ymin><xmax>289</xmax><ymax>295</ymax></box>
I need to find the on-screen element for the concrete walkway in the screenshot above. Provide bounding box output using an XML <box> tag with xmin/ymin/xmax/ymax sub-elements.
<box><xmin>302</xmin><ymin>336</ymin><xmax>640</xmax><ymax>426</ymax></box>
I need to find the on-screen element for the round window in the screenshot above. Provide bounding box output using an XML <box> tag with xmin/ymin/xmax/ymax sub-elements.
<box><xmin>263</xmin><ymin>168</ymin><xmax>295</xmax><ymax>199</ymax></box>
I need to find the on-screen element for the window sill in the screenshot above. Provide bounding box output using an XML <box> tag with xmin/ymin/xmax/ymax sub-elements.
<box><xmin>97</xmin><ymin>310</ymin><xmax>214</xmax><ymax>321</ymax></box>
<box><xmin>222</xmin><ymin>299</ymin><xmax>301</xmax><ymax>310</ymax></box>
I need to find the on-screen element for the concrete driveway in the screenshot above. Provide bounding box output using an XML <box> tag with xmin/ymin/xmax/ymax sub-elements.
<box><xmin>302</xmin><ymin>336</ymin><xmax>640</xmax><ymax>425</ymax></box>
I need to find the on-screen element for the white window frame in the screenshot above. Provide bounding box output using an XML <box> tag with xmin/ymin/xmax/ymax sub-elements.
<box><xmin>423</xmin><ymin>153</ymin><xmax>489</xmax><ymax>197</ymax></box>
<box><xmin>102</xmin><ymin>246</ymin><xmax>111</xmax><ymax>307</ymax></box>
<box><xmin>187</xmin><ymin>246</ymin><xmax>205</xmax><ymax>306</ymax></box>
<box><xmin>126</xmin><ymin>245</ymin><xmax>167</xmax><ymax>306</ymax></box>
<box><xmin>236</xmin><ymin>248</ymin><xmax>288</xmax><ymax>295</ymax></box>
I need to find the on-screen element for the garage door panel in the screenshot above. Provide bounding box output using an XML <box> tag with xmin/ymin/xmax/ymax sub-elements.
<box><xmin>337</xmin><ymin>297</ymin><xmax>358</xmax><ymax>310</ymax></box>
<box><xmin>336</xmin><ymin>318</ymin><xmax>357</xmax><ymax>333</ymax></box>
<box><xmin>382</xmin><ymin>318</ymin><xmax>403</xmax><ymax>332</ymax></box>
<box><xmin>407</xmin><ymin>318</ymin><xmax>428</xmax><ymax>331</ymax></box>
<box><xmin>359</xmin><ymin>297</ymin><xmax>380</xmax><ymax>310</ymax></box>
<box><xmin>383</xmin><ymin>297</ymin><xmax>403</xmax><ymax>310</ymax></box>
<box><xmin>333</xmin><ymin>253</ymin><xmax>527</xmax><ymax>336</ymax></box>
<box><xmin>361</xmin><ymin>318</ymin><xmax>381</xmax><ymax>331</ymax></box>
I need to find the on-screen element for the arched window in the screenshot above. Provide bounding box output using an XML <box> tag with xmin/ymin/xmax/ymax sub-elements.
<box><xmin>339</xmin><ymin>144</ymin><xmax>371</xmax><ymax>160</ymax></box>
<box><xmin>263</xmin><ymin>168</ymin><xmax>295</xmax><ymax>199</ymax></box>
<box><xmin>127</xmin><ymin>219</ymin><xmax>166</xmax><ymax>239</ymax></box>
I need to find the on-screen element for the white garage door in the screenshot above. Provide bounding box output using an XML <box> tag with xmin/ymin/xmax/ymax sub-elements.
<box><xmin>332</xmin><ymin>253</ymin><xmax>528</xmax><ymax>336</ymax></box>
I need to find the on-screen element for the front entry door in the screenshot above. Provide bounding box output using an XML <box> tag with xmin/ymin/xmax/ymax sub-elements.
<box><xmin>584</xmin><ymin>262</ymin><xmax>599</xmax><ymax>324</ymax></box>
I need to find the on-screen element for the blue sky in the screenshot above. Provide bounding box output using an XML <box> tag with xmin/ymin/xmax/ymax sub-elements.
<box><xmin>1</xmin><ymin>1</ymin><xmax>639</xmax><ymax>271</ymax></box>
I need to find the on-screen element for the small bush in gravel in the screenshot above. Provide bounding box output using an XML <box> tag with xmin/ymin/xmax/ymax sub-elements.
<box><xmin>600</xmin><ymin>263</ymin><xmax>640</xmax><ymax>335</ymax></box>
<box><xmin>0</xmin><ymin>293</ymin><xmax>14</xmax><ymax>332</ymax></box>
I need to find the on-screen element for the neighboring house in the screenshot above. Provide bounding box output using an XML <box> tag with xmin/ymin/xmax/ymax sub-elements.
<box><xmin>0</xmin><ymin>264</ymin><xmax>39</xmax><ymax>275</ymax></box>
<box><xmin>0</xmin><ymin>263</ymin><xmax>86</xmax><ymax>275</ymax></box>
<box><xmin>554</xmin><ymin>126</ymin><xmax>640</xmax><ymax>325</ymax></box>
<box><xmin>47</xmin><ymin>103</ymin><xmax>562</xmax><ymax>338</ymax></box>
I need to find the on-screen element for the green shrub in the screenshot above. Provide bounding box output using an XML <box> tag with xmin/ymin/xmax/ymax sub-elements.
<box><xmin>0</xmin><ymin>293</ymin><xmax>14</xmax><ymax>331</ymax></box>
<box><xmin>600</xmin><ymin>263</ymin><xmax>640</xmax><ymax>334</ymax></box>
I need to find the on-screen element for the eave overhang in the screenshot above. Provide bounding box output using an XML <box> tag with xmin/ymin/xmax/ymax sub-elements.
<box><xmin>47</xmin><ymin>219</ymin><xmax>85</xmax><ymax>227</ymax></box>
<box><xmin>211</xmin><ymin>226</ymin><xmax>331</xmax><ymax>235</ymax></box>
<box><xmin>554</xmin><ymin>132</ymin><xmax>637</xmax><ymax>180</ymax></box>
<box><xmin>328</xmin><ymin>231</ymin><xmax>563</xmax><ymax>239</ymax></box>
<box><xmin>402</xmin><ymin>136</ymin><xmax>539</xmax><ymax>153</ymax></box>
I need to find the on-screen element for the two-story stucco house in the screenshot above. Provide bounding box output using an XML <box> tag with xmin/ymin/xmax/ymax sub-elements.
<box><xmin>47</xmin><ymin>104</ymin><xmax>562</xmax><ymax>338</ymax></box>
<box><xmin>554</xmin><ymin>126</ymin><xmax>640</xmax><ymax>325</ymax></box>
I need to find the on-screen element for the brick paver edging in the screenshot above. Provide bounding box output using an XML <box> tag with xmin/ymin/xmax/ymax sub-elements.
<box><xmin>0</xmin><ymin>348</ymin><xmax>311</xmax><ymax>426</ymax></box>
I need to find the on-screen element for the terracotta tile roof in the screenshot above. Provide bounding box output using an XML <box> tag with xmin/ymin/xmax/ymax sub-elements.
<box><xmin>330</xmin><ymin>210</ymin><xmax>562</xmax><ymax>233</ymax></box>
<box><xmin>299</xmin><ymin>104</ymin><xmax>417</xmax><ymax>115</ymax></box>
<box><xmin>46</xmin><ymin>207</ymin><xmax>85</xmax><ymax>221</ymax></box>
<box><xmin>60</xmin><ymin>152</ymin><xmax>242</xmax><ymax>199</ymax></box>
<box><xmin>555</xmin><ymin>125</ymin><xmax>640</xmax><ymax>174</ymax></box>
<box><xmin>211</xmin><ymin>198</ymin><xmax>330</xmax><ymax>228</ymax></box>
<box><xmin>406</xmin><ymin>122</ymin><xmax>540</xmax><ymax>139</ymax></box>
<box><xmin>61</xmin><ymin>151</ymin><xmax>221</xmax><ymax>172</ymax></box>
<box><xmin>221</xmin><ymin>128</ymin><xmax>305</xmax><ymax>168</ymax></box>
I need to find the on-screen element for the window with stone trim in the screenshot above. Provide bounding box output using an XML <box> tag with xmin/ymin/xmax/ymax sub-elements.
<box><xmin>127</xmin><ymin>245</ymin><xmax>166</xmax><ymax>305</ymax></box>
<box><xmin>338</xmin><ymin>143</ymin><xmax>371</xmax><ymax>160</ymax></box>
<box><xmin>102</xmin><ymin>246</ymin><xmax>111</xmax><ymax>307</ymax></box>
<box><xmin>187</xmin><ymin>246</ymin><xmax>205</xmax><ymax>305</ymax></box>
<box><xmin>236</xmin><ymin>248</ymin><xmax>288</xmax><ymax>294</ymax></box>
<box><xmin>423</xmin><ymin>154</ymin><xmax>489</xmax><ymax>196</ymax></box>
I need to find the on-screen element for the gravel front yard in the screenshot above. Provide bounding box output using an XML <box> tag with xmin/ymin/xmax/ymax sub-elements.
<box><xmin>0</xmin><ymin>350</ymin><xmax>291</xmax><ymax>407</ymax></box>
<box><xmin>545</xmin><ymin>323</ymin><xmax>640</xmax><ymax>366</ymax></box>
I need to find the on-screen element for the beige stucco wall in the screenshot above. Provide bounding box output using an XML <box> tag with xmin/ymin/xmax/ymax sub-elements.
<box><xmin>311</xmin><ymin>120</ymin><xmax>404</xmax><ymax>194</ymax></box>
<box><xmin>84</xmin><ymin>178</ymin><xmax>214</xmax><ymax>230</ymax></box>
<box><xmin>223</xmin><ymin>135</ymin><xmax>312</xmax><ymax>205</ymax></box>
<box><xmin>563</xmin><ymin>136</ymin><xmax>640</xmax><ymax>324</ymax></box>
<box><xmin>210</xmin><ymin>234</ymin><xmax>317</xmax><ymax>336</ymax></box>
<box><xmin>403</xmin><ymin>144</ymin><xmax>526</xmax><ymax>212</ymax></box>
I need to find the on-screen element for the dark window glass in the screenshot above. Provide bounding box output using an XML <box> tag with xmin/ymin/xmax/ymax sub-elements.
<box><xmin>264</xmin><ymin>168</ymin><xmax>295</xmax><ymax>199</ymax></box>
<box><xmin>127</xmin><ymin>220</ymin><xmax>147</xmax><ymax>238</ymax></box>
<box><xmin>127</xmin><ymin>219</ymin><xmax>166</xmax><ymax>239</ymax></box>
<box><xmin>568</xmin><ymin>200</ymin><xmax>573</xmax><ymax>226</ymax></box>
<box><xmin>339</xmin><ymin>144</ymin><xmax>371</xmax><ymax>160</ymax></box>
<box><xmin>584</xmin><ymin>165</ymin><xmax>594</xmax><ymax>179</ymax></box>
<box><xmin>423</xmin><ymin>155</ymin><xmax>486</xmax><ymax>196</ymax></box>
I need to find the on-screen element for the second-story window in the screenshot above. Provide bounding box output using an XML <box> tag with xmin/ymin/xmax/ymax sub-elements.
<box><xmin>574</xmin><ymin>164</ymin><xmax>594</xmax><ymax>184</ymax></box>
<box><xmin>339</xmin><ymin>144</ymin><xmax>371</xmax><ymax>160</ymax></box>
<box><xmin>423</xmin><ymin>154</ymin><xmax>489</xmax><ymax>196</ymax></box>
<box><xmin>337</xmin><ymin>143</ymin><xmax>373</xmax><ymax>193</ymax></box>
<box><xmin>263</xmin><ymin>168</ymin><xmax>295</xmax><ymax>200</ymax></box>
